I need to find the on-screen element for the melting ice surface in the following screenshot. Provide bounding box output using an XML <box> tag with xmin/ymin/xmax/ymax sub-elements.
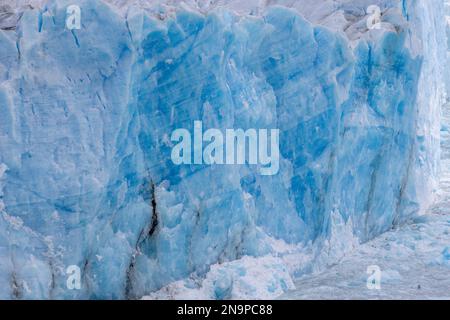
<box><xmin>0</xmin><ymin>0</ymin><xmax>447</xmax><ymax>299</ymax></box>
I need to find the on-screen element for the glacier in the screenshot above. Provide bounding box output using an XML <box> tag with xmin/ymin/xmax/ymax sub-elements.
<box><xmin>0</xmin><ymin>0</ymin><xmax>447</xmax><ymax>299</ymax></box>
<box><xmin>282</xmin><ymin>98</ymin><xmax>450</xmax><ymax>300</ymax></box>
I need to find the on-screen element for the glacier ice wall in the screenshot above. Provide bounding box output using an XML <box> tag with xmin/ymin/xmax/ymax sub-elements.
<box><xmin>0</xmin><ymin>0</ymin><xmax>446</xmax><ymax>299</ymax></box>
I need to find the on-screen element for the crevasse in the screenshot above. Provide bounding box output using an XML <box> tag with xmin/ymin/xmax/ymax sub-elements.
<box><xmin>0</xmin><ymin>0</ymin><xmax>446</xmax><ymax>299</ymax></box>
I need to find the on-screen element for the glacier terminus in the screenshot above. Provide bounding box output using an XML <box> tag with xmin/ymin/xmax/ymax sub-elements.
<box><xmin>0</xmin><ymin>0</ymin><xmax>449</xmax><ymax>300</ymax></box>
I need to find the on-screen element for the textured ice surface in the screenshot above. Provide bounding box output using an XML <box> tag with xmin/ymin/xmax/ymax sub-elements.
<box><xmin>143</xmin><ymin>255</ymin><xmax>296</xmax><ymax>300</ymax></box>
<box><xmin>0</xmin><ymin>0</ymin><xmax>447</xmax><ymax>299</ymax></box>
<box><xmin>281</xmin><ymin>102</ymin><xmax>450</xmax><ymax>300</ymax></box>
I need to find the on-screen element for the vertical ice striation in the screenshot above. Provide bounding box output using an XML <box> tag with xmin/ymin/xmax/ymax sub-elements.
<box><xmin>0</xmin><ymin>0</ymin><xmax>447</xmax><ymax>299</ymax></box>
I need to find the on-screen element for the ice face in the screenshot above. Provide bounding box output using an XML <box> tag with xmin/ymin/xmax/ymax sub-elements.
<box><xmin>0</xmin><ymin>0</ymin><xmax>446</xmax><ymax>299</ymax></box>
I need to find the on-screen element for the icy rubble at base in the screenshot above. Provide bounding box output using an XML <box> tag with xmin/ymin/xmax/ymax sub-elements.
<box><xmin>142</xmin><ymin>255</ymin><xmax>295</xmax><ymax>300</ymax></box>
<box><xmin>280</xmin><ymin>208</ymin><xmax>450</xmax><ymax>299</ymax></box>
<box><xmin>0</xmin><ymin>0</ymin><xmax>447</xmax><ymax>299</ymax></box>
<box><xmin>144</xmin><ymin>210</ymin><xmax>360</xmax><ymax>299</ymax></box>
